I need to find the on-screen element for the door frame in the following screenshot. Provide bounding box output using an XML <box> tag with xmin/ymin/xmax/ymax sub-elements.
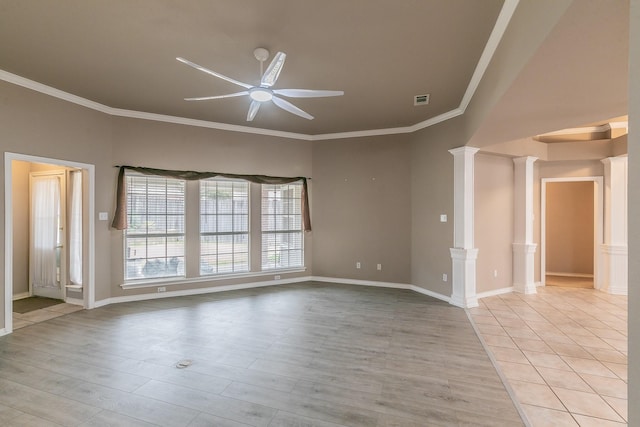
<box><xmin>4</xmin><ymin>152</ymin><xmax>96</xmax><ymax>334</ymax></box>
<box><xmin>540</xmin><ymin>176</ymin><xmax>603</xmax><ymax>288</ymax></box>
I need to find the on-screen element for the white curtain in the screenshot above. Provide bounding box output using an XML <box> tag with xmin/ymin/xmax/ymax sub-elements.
<box><xmin>31</xmin><ymin>176</ymin><xmax>61</xmax><ymax>288</ymax></box>
<box><xmin>69</xmin><ymin>171</ymin><xmax>83</xmax><ymax>286</ymax></box>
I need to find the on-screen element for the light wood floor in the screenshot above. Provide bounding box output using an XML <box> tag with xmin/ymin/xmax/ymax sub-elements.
<box><xmin>0</xmin><ymin>282</ymin><xmax>523</xmax><ymax>426</ymax></box>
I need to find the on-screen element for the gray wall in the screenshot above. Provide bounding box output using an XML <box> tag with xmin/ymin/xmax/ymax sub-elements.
<box><xmin>0</xmin><ymin>80</ymin><xmax>115</xmax><ymax>320</ymax></box>
<box><xmin>475</xmin><ymin>153</ymin><xmax>514</xmax><ymax>293</ymax></box>
<box><xmin>410</xmin><ymin>119</ymin><xmax>461</xmax><ymax>296</ymax></box>
<box><xmin>311</xmin><ymin>135</ymin><xmax>411</xmax><ymax>283</ymax></box>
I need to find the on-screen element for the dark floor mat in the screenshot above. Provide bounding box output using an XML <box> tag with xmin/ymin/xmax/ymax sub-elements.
<box><xmin>13</xmin><ymin>296</ymin><xmax>64</xmax><ymax>314</ymax></box>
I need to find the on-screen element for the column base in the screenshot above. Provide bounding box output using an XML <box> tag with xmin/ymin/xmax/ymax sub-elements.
<box><xmin>600</xmin><ymin>244</ymin><xmax>628</xmax><ymax>295</ymax></box>
<box><xmin>450</xmin><ymin>248</ymin><xmax>479</xmax><ymax>308</ymax></box>
<box><xmin>512</xmin><ymin>243</ymin><xmax>537</xmax><ymax>294</ymax></box>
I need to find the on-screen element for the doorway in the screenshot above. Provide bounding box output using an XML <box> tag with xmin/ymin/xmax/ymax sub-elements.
<box><xmin>4</xmin><ymin>152</ymin><xmax>96</xmax><ymax>335</ymax></box>
<box><xmin>541</xmin><ymin>177</ymin><xmax>603</xmax><ymax>289</ymax></box>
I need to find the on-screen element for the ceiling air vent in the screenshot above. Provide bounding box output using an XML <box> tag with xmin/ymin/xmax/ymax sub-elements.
<box><xmin>414</xmin><ymin>94</ymin><xmax>430</xmax><ymax>106</ymax></box>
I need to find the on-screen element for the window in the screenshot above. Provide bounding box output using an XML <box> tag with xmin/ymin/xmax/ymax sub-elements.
<box><xmin>125</xmin><ymin>175</ymin><xmax>185</xmax><ymax>280</ymax></box>
<box><xmin>262</xmin><ymin>182</ymin><xmax>303</xmax><ymax>269</ymax></box>
<box><xmin>200</xmin><ymin>179</ymin><xmax>249</xmax><ymax>274</ymax></box>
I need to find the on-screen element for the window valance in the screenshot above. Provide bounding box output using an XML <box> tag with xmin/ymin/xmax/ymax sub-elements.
<box><xmin>111</xmin><ymin>165</ymin><xmax>311</xmax><ymax>232</ymax></box>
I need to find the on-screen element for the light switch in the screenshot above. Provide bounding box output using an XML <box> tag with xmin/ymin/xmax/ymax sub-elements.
<box><xmin>98</xmin><ymin>212</ymin><xmax>108</xmax><ymax>221</ymax></box>
<box><xmin>440</xmin><ymin>214</ymin><xmax>447</xmax><ymax>223</ymax></box>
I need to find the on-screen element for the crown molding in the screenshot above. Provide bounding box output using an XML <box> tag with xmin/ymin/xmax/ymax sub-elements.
<box><xmin>0</xmin><ymin>0</ymin><xmax>518</xmax><ymax>142</ymax></box>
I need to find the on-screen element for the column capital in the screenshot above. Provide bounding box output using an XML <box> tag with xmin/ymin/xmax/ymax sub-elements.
<box><xmin>601</xmin><ymin>155</ymin><xmax>628</xmax><ymax>166</ymax></box>
<box><xmin>448</xmin><ymin>146</ymin><xmax>480</xmax><ymax>156</ymax></box>
<box><xmin>512</xmin><ymin>242</ymin><xmax>537</xmax><ymax>254</ymax></box>
<box><xmin>450</xmin><ymin>247</ymin><xmax>479</xmax><ymax>260</ymax></box>
<box><xmin>513</xmin><ymin>156</ymin><xmax>538</xmax><ymax>165</ymax></box>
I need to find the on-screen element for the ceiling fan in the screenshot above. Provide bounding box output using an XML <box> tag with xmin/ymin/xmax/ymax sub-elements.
<box><xmin>177</xmin><ymin>48</ymin><xmax>344</xmax><ymax>121</ymax></box>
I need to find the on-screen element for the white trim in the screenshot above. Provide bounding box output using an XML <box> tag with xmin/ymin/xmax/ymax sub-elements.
<box><xmin>0</xmin><ymin>328</ymin><xmax>8</xmax><ymax>337</ymax></box>
<box><xmin>4</xmin><ymin>153</ymin><xmax>96</xmax><ymax>335</ymax></box>
<box><xmin>312</xmin><ymin>108</ymin><xmax>465</xmax><ymax>141</ymax></box>
<box><xmin>409</xmin><ymin>285</ymin><xmax>452</xmax><ymax>304</ymax></box>
<box><xmin>12</xmin><ymin>292</ymin><xmax>30</xmax><ymax>301</ymax></box>
<box><xmin>310</xmin><ymin>276</ymin><xmax>410</xmax><ymax>290</ymax></box>
<box><xmin>540</xmin><ymin>177</ymin><xmax>603</xmax><ymax>289</ymax></box>
<box><xmin>95</xmin><ymin>275</ymin><xmax>453</xmax><ymax>309</ymax></box>
<box><xmin>0</xmin><ymin>1</ymin><xmax>518</xmax><ymax>142</ymax></box>
<box><xmin>458</xmin><ymin>0</ymin><xmax>520</xmax><ymax>112</ymax></box>
<box><xmin>310</xmin><ymin>276</ymin><xmax>452</xmax><ymax>303</ymax></box>
<box><xmin>476</xmin><ymin>287</ymin><xmax>515</xmax><ymax>299</ymax></box>
<box><xmin>465</xmin><ymin>310</ymin><xmax>532</xmax><ymax>427</ymax></box>
<box><xmin>96</xmin><ymin>275</ymin><xmax>312</xmax><ymax>307</ymax></box>
<box><xmin>121</xmin><ymin>268</ymin><xmax>307</xmax><ymax>289</ymax></box>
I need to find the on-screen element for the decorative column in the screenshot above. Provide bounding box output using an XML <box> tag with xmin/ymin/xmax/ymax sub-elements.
<box><xmin>601</xmin><ymin>156</ymin><xmax>628</xmax><ymax>295</ymax></box>
<box><xmin>512</xmin><ymin>157</ymin><xmax>538</xmax><ymax>294</ymax></box>
<box><xmin>449</xmin><ymin>147</ymin><xmax>479</xmax><ymax>308</ymax></box>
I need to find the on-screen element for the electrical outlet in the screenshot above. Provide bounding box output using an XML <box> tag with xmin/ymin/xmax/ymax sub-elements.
<box><xmin>274</xmin><ymin>275</ymin><xmax>281</xmax><ymax>280</ymax></box>
<box><xmin>157</xmin><ymin>286</ymin><xmax>166</xmax><ymax>293</ymax></box>
<box><xmin>440</xmin><ymin>214</ymin><xmax>447</xmax><ymax>222</ymax></box>
<box><xmin>356</xmin><ymin>262</ymin><xmax>361</xmax><ymax>269</ymax></box>
<box><xmin>493</xmin><ymin>270</ymin><xmax>498</xmax><ymax>278</ymax></box>
<box><xmin>442</xmin><ymin>273</ymin><xmax>447</xmax><ymax>282</ymax></box>
<box><xmin>377</xmin><ymin>264</ymin><xmax>382</xmax><ymax>271</ymax></box>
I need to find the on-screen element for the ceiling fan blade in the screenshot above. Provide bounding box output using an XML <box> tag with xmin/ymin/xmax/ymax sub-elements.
<box><xmin>260</xmin><ymin>52</ymin><xmax>286</xmax><ymax>88</ymax></box>
<box><xmin>247</xmin><ymin>100</ymin><xmax>261</xmax><ymax>121</ymax></box>
<box><xmin>273</xmin><ymin>89</ymin><xmax>344</xmax><ymax>98</ymax></box>
<box><xmin>184</xmin><ymin>91</ymin><xmax>248</xmax><ymax>101</ymax></box>
<box><xmin>177</xmin><ymin>57</ymin><xmax>252</xmax><ymax>89</ymax></box>
<box><xmin>272</xmin><ymin>96</ymin><xmax>314</xmax><ymax>120</ymax></box>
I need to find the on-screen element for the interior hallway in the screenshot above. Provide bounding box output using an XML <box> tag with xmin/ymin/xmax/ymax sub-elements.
<box><xmin>471</xmin><ymin>287</ymin><xmax>627</xmax><ymax>426</ymax></box>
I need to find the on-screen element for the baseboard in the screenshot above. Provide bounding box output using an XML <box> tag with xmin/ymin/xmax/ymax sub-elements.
<box><xmin>605</xmin><ymin>286</ymin><xmax>628</xmax><ymax>296</ymax></box>
<box><xmin>310</xmin><ymin>276</ymin><xmax>411</xmax><ymax>290</ymax></box>
<box><xmin>409</xmin><ymin>285</ymin><xmax>451</xmax><ymax>303</ymax></box>
<box><xmin>94</xmin><ymin>275</ymin><xmax>314</xmax><ymax>308</ymax></box>
<box><xmin>476</xmin><ymin>287</ymin><xmax>514</xmax><ymax>299</ymax></box>
<box><xmin>94</xmin><ymin>275</ymin><xmax>453</xmax><ymax>308</ymax></box>
<box><xmin>535</xmin><ymin>281</ymin><xmax>544</xmax><ymax>287</ymax></box>
<box><xmin>12</xmin><ymin>292</ymin><xmax>30</xmax><ymax>301</ymax></box>
<box><xmin>310</xmin><ymin>276</ymin><xmax>451</xmax><ymax>303</ymax></box>
<box><xmin>0</xmin><ymin>327</ymin><xmax>8</xmax><ymax>337</ymax></box>
<box><xmin>546</xmin><ymin>272</ymin><xmax>594</xmax><ymax>278</ymax></box>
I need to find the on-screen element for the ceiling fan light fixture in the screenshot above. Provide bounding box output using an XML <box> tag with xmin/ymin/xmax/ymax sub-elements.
<box><xmin>178</xmin><ymin>50</ymin><xmax>343</xmax><ymax>121</ymax></box>
<box><xmin>249</xmin><ymin>87</ymin><xmax>273</xmax><ymax>102</ymax></box>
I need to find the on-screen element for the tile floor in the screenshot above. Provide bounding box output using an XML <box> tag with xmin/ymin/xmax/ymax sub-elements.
<box><xmin>12</xmin><ymin>302</ymin><xmax>84</xmax><ymax>329</ymax></box>
<box><xmin>470</xmin><ymin>286</ymin><xmax>628</xmax><ymax>426</ymax></box>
